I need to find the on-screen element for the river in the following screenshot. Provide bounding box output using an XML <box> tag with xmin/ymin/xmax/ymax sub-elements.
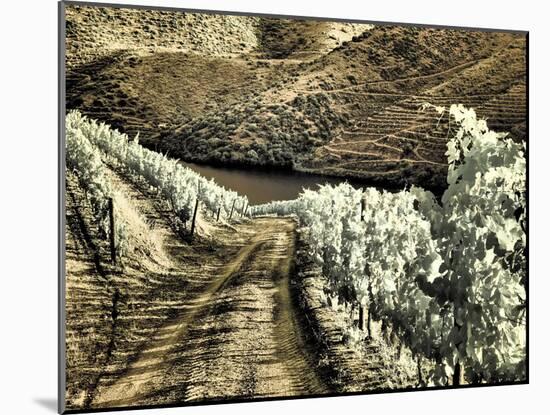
<box><xmin>181</xmin><ymin>162</ymin><xmax>368</xmax><ymax>205</ymax></box>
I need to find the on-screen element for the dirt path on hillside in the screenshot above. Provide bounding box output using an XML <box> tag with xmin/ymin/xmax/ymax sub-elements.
<box><xmin>66</xmin><ymin>163</ymin><xmax>417</xmax><ymax>412</ymax></box>
<box><xmin>90</xmin><ymin>216</ymin><xmax>328</xmax><ymax>409</ymax></box>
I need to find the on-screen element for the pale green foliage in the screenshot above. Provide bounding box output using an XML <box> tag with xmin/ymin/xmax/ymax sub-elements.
<box><xmin>66</xmin><ymin>111</ymin><xmax>251</xmax><ymax>263</ymax></box>
<box><xmin>360</xmin><ymin>188</ymin><xmax>449</xmax><ymax>370</ymax></box>
<box><xmin>432</xmin><ymin>104</ymin><xmax>526</xmax><ymax>382</ymax></box>
<box><xmin>255</xmin><ymin>183</ymin><xmax>447</xmax><ymax>371</ymax></box>
<box><xmin>251</xmin><ymin>104</ymin><xmax>526</xmax><ymax>385</ymax></box>
<box><xmin>67</xmin><ymin>111</ymin><xmax>248</xmax><ymax>223</ymax></box>
<box><xmin>66</xmin><ymin>111</ymin><xmax>128</xmax><ymax>259</ymax></box>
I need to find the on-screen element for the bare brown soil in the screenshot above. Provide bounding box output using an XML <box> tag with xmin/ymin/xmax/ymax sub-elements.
<box><xmin>89</xmin><ymin>217</ymin><xmax>328</xmax><ymax>408</ymax></box>
<box><xmin>64</xmin><ymin>6</ymin><xmax>526</xmax><ymax>411</ymax></box>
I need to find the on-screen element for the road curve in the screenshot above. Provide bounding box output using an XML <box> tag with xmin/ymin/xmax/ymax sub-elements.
<box><xmin>91</xmin><ymin>217</ymin><xmax>328</xmax><ymax>409</ymax></box>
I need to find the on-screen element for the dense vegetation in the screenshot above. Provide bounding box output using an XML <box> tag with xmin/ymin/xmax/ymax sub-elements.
<box><xmin>252</xmin><ymin>105</ymin><xmax>526</xmax><ymax>385</ymax></box>
<box><xmin>66</xmin><ymin>111</ymin><xmax>250</xmax><ymax>260</ymax></box>
<box><xmin>164</xmin><ymin>92</ymin><xmax>347</xmax><ymax>169</ymax></box>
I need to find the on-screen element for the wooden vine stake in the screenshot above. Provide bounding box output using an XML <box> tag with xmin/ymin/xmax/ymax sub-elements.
<box><xmin>190</xmin><ymin>197</ymin><xmax>200</xmax><ymax>238</ymax></box>
<box><xmin>358</xmin><ymin>304</ymin><xmax>365</xmax><ymax>330</ymax></box>
<box><xmin>216</xmin><ymin>206</ymin><xmax>221</xmax><ymax>222</ymax></box>
<box><xmin>108</xmin><ymin>197</ymin><xmax>116</xmax><ymax>265</ymax></box>
<box><xmin>417</xmin><ymin>355</ymin><xmax>423</xmax><ymax>385</ymax></box>
<box><xmin>453</xmin><ymin>361</ymin><xmax>462</xmax><ymax>386</ymax></box>
<box><xmin>360</xmin><ymin>187</ymin><xmax>366</xmax><ymax>221</ymax></box>
<box><xmin>191</xmin><ymin>197</ymin><xmax>199</xmax><ymax>236</ymax></box>
<box><xmin>367</xmin><ymin>306</ymin><xmax>372</xmax><ymax>338</ymax></box>
<box><xmin>229</xmin><ymin>199</ymin><xmax>237</xmax><ymax>220</ymax></box>
<box><xmin>189</xmin><ymin>181</ymin><xmax>202</xmax><ymax>238</ymax></box>
<box><xmin>452</xmin><ymin>316</ymin><xmax>463</xmax><ymax>386</ymax></box>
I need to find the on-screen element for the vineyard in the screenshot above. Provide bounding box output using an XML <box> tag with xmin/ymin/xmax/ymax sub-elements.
<box><xmin>65</xmin><ymin>103</ymin><xmax>526</xmax><ymax>412</ymax></box>
<box><xmin>251</xmin><ymin>104</ymin><xmax>527</xmax><ymax>385</ymax></box>
<box><xmin>66</xmin><ymin>110</ymin><xmax>250</xmax><ymax>263</ymax></box>
<box><xmin>63</xmin><ymin>6</ymin><xmax>527</xmax><ymax>411</ymax></box>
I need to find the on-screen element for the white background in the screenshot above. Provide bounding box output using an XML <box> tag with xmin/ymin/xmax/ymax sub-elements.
<box><xmin>0</xmin><ymin>0</ymin><xmax>546</xmax><ymax>413</ymax></box>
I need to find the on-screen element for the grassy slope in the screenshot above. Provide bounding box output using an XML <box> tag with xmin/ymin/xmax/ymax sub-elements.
<box><xmin>66</xmin><ymin>5</ymin><xmax>526</xmax><ymax>191</ymax></box>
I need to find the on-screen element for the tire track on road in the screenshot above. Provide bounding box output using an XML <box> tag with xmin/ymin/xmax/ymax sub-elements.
<box><xmin>92</xmin><ymin>218</ymin><xmax>328</xmax><ymax>409</ymax></box>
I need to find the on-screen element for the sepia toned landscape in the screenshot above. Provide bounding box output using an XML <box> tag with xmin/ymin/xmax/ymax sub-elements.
<box><xmin>62</xmin><ymin>2</ymin><xmax>527</xmax><ymax>413</ymax></box>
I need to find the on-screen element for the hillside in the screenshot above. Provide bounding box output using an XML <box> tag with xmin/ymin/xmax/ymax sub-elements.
<box><xmin>65</xmin><ymin>5</ymin><xmax>260</xmax><ymax>70</ymax></box>
<box><xmin>63</xmin><ymin>6</ymin><xmax>527</xmax><ymax>408</ymax></box>
<box><xmin>64</xmin><ymin>114</ymin><xmax>417</xmax><ymax>410</ymax></box>
<box><xmin>65</xmin><ymin>4</ymin><xmax>526</xmax><ymax>191</ymax></box>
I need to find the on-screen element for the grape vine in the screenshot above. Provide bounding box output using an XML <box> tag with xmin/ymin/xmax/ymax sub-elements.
<box><xmin>67</xmin><ymin>111</ymin><xmax>249</xmax><ymax>227</ymax></box>
<box><xmin>66</xmin><ymin>112</ymin><xmax>128</xmax><ymax>260</ymax></box>
<box><xmin>251</xmin><ymin>104</ymin><xmax>526</xmax><ymax>385</ymax></box>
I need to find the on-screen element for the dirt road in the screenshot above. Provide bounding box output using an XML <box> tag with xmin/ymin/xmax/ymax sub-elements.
<box><xmin>90</xmin><ymin>217</ymin><xmax>328</xmax><ymax>408</ymax></box>
<box><xmin>66</xmin><ymin>164</ymin><xmax>417</xmax><ymax>412</ymax></box>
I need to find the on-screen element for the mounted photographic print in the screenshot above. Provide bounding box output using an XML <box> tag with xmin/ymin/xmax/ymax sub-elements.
<box><xmin>58</xmin><ymin>1</ymin><xmax>528</xmax><ymax>413</ymax></box>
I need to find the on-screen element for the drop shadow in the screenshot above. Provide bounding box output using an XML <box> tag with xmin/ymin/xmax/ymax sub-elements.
<box><xmin>34</xmin><ymin>398</ymin><xmax>57</xmax><ymax>413</ymax></box>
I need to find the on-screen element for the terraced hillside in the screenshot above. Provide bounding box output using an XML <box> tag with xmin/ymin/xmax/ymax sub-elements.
<box><xmin>65</xmin><ymin>4</ymin><xmax>526</xmax><ymax>191</ymax></box>
<box><xmin>300</xmin><ymin>30</ymin><xmax>526</xmax><ymax>188</ymax></box>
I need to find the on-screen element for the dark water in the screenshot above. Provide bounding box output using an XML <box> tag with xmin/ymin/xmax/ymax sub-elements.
<box><xmin>182</xmin><ymin>162</ymin><xmax>363</xmax><ymax>205</ymax></box>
